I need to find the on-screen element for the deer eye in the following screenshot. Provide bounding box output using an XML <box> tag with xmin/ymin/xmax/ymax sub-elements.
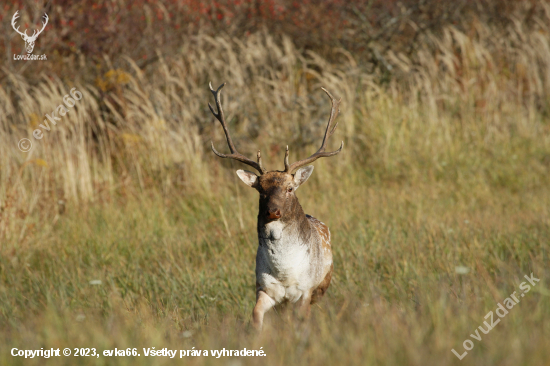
<box><xmin>287</xmin><ymin>187</ymin><xmax>293</xmax><ymax>193</ymax></box>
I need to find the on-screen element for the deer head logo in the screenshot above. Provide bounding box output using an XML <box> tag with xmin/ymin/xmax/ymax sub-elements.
<box><xmin>11</xmin><ymin>11</ymin><xmax>48</xmax><ymax>54</ymax></box>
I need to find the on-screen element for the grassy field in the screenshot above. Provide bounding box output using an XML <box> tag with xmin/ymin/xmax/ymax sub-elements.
<box><xmin>1</xmin><ymin>3</ymin><xmax>550</xmax><ymax>365</ymax></box>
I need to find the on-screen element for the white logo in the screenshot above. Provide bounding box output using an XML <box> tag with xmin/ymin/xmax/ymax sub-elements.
<box><xmin>17</xmin><ymin>88</ymin><xmax>83</xmax><ymax>153</ymax></box>
<box><xmin>11</xmin><ymin>11</ymin><xmax>48</xmax><ymax>54</ymax></box>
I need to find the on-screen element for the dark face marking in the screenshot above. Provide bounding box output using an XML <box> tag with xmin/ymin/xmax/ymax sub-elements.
<box><xmin>254</xmin><ymin>171</ymin><xmax>298</xmax><ymax>223</ymax></box>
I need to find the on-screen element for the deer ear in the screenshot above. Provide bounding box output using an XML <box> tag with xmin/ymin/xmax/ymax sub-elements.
<box><xmin>236</xmin><ymin>170</ymin><xmax>258</xmax><ymax>187</ymax></box>
<box><xmin>294</xmin><ymin>166</ymin><xmax>314</xmax><ymax>188</ymax></box>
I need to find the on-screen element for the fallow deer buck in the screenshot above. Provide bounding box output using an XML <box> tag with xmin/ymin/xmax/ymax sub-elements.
<box><xmin>208</xmin><ymin>82</ymin><xmax>343</xmax><ymax>330</ymax></box>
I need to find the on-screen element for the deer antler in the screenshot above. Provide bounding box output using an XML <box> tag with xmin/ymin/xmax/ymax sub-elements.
<box><xmin>209</xmin><ymin>82</ymin><xmax>267</xmax><ymax>175</ymax></box>
<box><xmin>284</xmin><ymin>88</ymin><xmax>344</xmax><ymax>173</ymax></box>
<box><xmin>11</xmin><ymin>12</ymin><xmax>48</xmax><ymax>40</ymax></box>
<box><xmin>30</xmin><ymin>13</ymin><xmax>48</xmax><ymax>40</ymax></box>
<box><xmin>11</xmin><ymin>11</ymin><xmax>27</xmax><ymax>38</ymax></box>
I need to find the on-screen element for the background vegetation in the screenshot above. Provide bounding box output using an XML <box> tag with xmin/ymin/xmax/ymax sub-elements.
<box><xmin>1</xmin><ymin>0</ymin><xmax>549</xmax><ymax>365</ymax></box>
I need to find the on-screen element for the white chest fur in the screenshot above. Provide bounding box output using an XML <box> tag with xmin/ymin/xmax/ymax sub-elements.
<box><xmin>256</xmin><ymin>221</ymin><xmax>319</xmax><ymax>303</ymax></box>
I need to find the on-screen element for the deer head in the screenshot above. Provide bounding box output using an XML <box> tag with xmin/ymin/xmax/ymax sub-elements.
<box><xmin>12</xmin><ymin>11</ymin><xmax>48</xmax><ymax>54</ymax></box>
<box><xmin>208</xmin><ymin>82</ymin><xmax>343</xmax><ymax>224</ymax></box>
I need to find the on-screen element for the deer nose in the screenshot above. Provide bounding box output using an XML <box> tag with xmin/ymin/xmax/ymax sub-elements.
<box><xmin>267</xmin><ymin>209</ymin><xmax>281</xmax><ymax>220</ymax></box>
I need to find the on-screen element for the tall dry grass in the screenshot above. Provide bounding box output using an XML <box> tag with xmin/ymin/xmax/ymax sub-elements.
<box><xmin>2</xmin><ymin>7</ymin><xmax>550</xmax><ymax>239</ymax></box>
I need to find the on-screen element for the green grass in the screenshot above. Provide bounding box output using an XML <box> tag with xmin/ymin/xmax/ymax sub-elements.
<box><xmin>1</xmin><ymin>135</ymin><xmax>549</xmax><ymax>365</ymax></box>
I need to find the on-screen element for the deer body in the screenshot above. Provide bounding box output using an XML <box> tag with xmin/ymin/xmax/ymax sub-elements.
<box><xmin>257</xmin><ymin>219</ymin><xmax>321</xmax><ymax>304</ymax></box>
<box><xmin>255</xmin><ymin>178</ymin><xmax>333</xmax><ymax>305</ymax></box>
<box><xmin>256</xmin><ymin>214</ymin><xmax>333</xmax><ymax>301</ymax></box>
<box><xmin>207</xmin><ymin>83</ymin><xmax>342</xmax><ymax>330</ymax></box>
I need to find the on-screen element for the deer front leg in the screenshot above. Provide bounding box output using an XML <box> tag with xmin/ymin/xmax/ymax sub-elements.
<box><xmin>296</xmin><ymin>291</ymin><xmax>312</xmax><ymax>319</ymax></box>
<box><xmin>253</xmin><ymin>290</ymin><xmax>276</xmax><ymax>330</ymax></box>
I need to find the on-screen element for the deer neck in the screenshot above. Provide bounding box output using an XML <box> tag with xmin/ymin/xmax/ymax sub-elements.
<box><xmin>257</xmin><ymin>198</ymin><xmax>310</xmax><ymax>244</ymax></box>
